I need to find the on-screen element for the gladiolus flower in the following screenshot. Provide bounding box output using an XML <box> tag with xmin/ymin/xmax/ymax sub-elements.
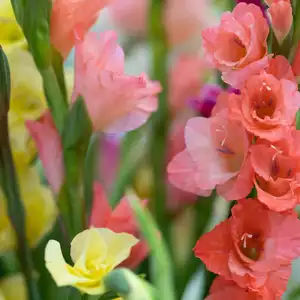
<box><xmin>0</xmin><ymin>167</ymin><xmax>57</xmax><ymax>254</ymax></box>
<box><xmin>45</xmin><ymin>227</ymin><xmax>138</xmax><ymax>295</ymax></box>
<box><xmin>26</xmin><ymin>111</ymin><xmax>64</xmax><ymax>194</ymax></box>
<box><xmin>167</xmin><ymin>108</ymin><xmax>253</xmax><ymax>200</ymax></box>
<box><xmin>73</xmin><ymin>31</ymin><xmax>161</xmax><ymax>133</ymax></box>
<box><xmin>267</xmin><ymin>0</ymin><xmax>292</xmax><ymax>44</ymax></box>
<box><xmin>228</xmin><ymin>57</ymin><xmax>300</xmax><ymax>141</ymax></box>
<box><xmin>251</xmin><ymin>130</ymin><xmax>300</xmax><ymax>212</ymax></box>
<box><xmin>169</xmin><ymin>55</ymin><xmax>209</xmax><ymax>114</ymax></box>
<box><xmin>206</xmin><ymin>276</ymin><xmax>259</xmax><ymax>300</ymax></box>
<box><xmin>109</xmin><ymin>0</ymin><xmax>215</xmax><ymax>47</ymax></box>
<box><xmin>50</xmin><ymin>0</ymin><xmax>111</xmax><ymax>58</ymax></box>
<box><xmin>90</xmin><ymin>183</ymin><xmax>148</xmax><ymax>269</ymax></box>
<box><xmin>0</xmin><ymin>274</ymin><xmax>27</xmax><ymax>300</ymax></box>
<box><xmin>194</xmin><ymin>199</ymin><xmax>300</xmax><ymax>298</ymax></box>
<box><xmin>0</xmin><ymin>0</ymin><xmax>25</xmax><ymax>51</ymax></box>
<box><xmin>202</xmin><ymin>3</ymin><xmax>269</xmax><ymax>88</ymax></box>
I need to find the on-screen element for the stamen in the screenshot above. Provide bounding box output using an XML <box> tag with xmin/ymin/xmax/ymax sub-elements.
<box><xmin>233</xmin><ymin>36</ymin><xmax>245</xmax><ymax>48</ymax></box>
<box><xmin>216</xmin><ymin>146</ymin><xmax>235</xmax><ymax>155</ymax></box>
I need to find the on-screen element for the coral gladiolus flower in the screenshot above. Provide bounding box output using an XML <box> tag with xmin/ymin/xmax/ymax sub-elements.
<box><xmin>167</xmin><ymin>109</ymin><xmax>253</xmax><ymax>200</ymax></box>
<box><xmin>202</xmin><ymin>3</ymin><xmax>269</xmax><ymax>88</ymax></box>
<box><xmin>169</xmin><ymin>55</ymin><xmax>209</xmax><ymax>114</ymax></box>
<box><xmin>251</xmin><ymin>131</ymin><xmax>300</xmax><ymax>212</ymax></box>
<box><xmin>50</xmin><ymin>0</ymin><xmax>111</xmax><ymax>58</ymax></box>
<box><xmin>26</xmin><ymin>111</ymin><xmax>64</xmax><ymax>194</ymax></box>
<box><xmin>45</xmin><ymin>228</ymin><xmax>138</xmax><ymax>295</ymax></box>
<box><xmin>73</xmin><ymin>31</ymin><xmax>161</xmax><ymax>133</ymax></box>
<box><xmin>194</xmin><ymin>199</ymin><xmax>300</xmax><ymax>298</ymax></box>
<box><xmin>206</xmin><ymin>277</ymin><xmax>259</xmax><ymax>300</ymax></box>
<box><xmin>267</xmin><ymin>0</ymin><xmax>292</xmax><ymax>44</ymax></box>
<box><xmin>90</xmin><ymin>183</ymin><xmax>148</xmax><ymax>269</ymax></box>
<box><xmin>228</xmin><ymin>59</ymin><xmax>300</xmax><ymax>141</ymax></box>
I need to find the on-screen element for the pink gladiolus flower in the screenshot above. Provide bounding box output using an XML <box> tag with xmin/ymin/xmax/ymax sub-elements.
<box><xmin>169</xmin><ymin>55</ymin><xmax>209</xmax><ymax>114</ymax></box>
<box><xmin>163</xmin><ymin>0</ymin><xmax>214</xmax><ymax>47</ymax></box>
<box><xmin>109</xmin><ymin>0</ymin><xmax>148</xmax><ymax>36</ymax></box>
<box><xmin>228</xmin><ymin>57</ymin><xmax>300</xmax><ymax>141</ymax></box>
<box><xmin>194</xmin><ymin>199</ymin><xmax>300</xmax><ymax>298</ymax></box>
<box><xmin>73</xmin><ymin>31</ymin><xmax>161</xmax><ymax>133</ymax></box>
<box><xmin>202</xmin><ymin>3</ymin><xmax>269</xmax><ymax>88</ymax></box>
<box><xmin>109</xmin><ymin>0</ymin><xmax>214</xmax><ymax>47</ymax></box>
<box><xmin>267</xmin><ymin>0</ymin><xmax>292</xmax><ymax>44</ymax></box>
<box><xmin>167</xmin><ymin>107</ymin><xmax>253</xmax><ymax>201</ymax></box>
<box><xmin>206</xmin><ymin>277</ymin><xmax>260</xmax><ymax>300</ymax></box>
<box><xmin>251</xmin><ymin>131</ymin><xmax>300</xmax><ymax>212</ymax></box>
<box><xmin>26</xmin><ymin>111</ymin><xmax>64</xmax><ymax>194</ymax></box>
<box><xmin>90</xmin><ymin>183</ymin><xmax>148</xmax><ymax>269</ymax></box>
<box><xmin>50</xmin><ymin>0</ymin><xmax>111</xmax><ymax>58</ymax></box>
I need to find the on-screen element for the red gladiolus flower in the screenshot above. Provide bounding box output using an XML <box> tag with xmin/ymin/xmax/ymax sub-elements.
<box><xmin>194</xmin><ymin>199</ymin><xmax>300</xmax><ymax>298</ymax></box>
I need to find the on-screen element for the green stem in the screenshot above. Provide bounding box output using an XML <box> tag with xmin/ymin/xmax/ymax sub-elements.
<box><xmin>149</xmin><ymin>0</ymin><xmax>170</xmax><ymax>241</ymax></box>
<box><xmin>176</xmin><ymin>194</ymin><xmax>216</xmax><ymax>298</ymax></box>
<box><xmin>110</xmin><ymin>128</ymin><xmax>147</xmax><ymax>208</ymax></box>
<box><xmin>39</xmin><ymin>66</ymin><xmax>68</xmax><ymax>133</ymax></box>
<box><xmin>130</xmin><ymin>195</ymin><xmax>176</xmax><ymax>300</ymax></box>
<box><xmin>0</xmin><ymin>118</ymin><xmax>40</xmax><ymax>300</ymax></box>
<box><xmin>83</xmin><ymin>133</ymin><xmax>100</xmax><ymax>225</ymax></box>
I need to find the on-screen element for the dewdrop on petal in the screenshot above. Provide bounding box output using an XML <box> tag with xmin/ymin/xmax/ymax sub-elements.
<box><xmin>45</xmin><ymin>228</ymin><xmax>138</xmax><ymax>295</ymax></box>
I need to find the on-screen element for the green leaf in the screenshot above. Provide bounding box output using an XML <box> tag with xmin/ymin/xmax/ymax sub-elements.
<box><xmin>0</xmin><ymin>47</ymin><xmax>10</xmax><ymax>118</ymax></box>
<box><xmin>62</xmin><ymin>96</ymin><xmax>92</xmax><ymax>151</ymax></box>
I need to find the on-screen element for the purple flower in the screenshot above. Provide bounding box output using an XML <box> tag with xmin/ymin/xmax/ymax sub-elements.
<box><xmin>189</xmin><ymin>84</ymin><xmax>241</xmax><ymax>118</ymax></box>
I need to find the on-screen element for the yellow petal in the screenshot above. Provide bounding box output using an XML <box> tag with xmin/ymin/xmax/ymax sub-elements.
<box><xmin>71</xmin><ymin>227</ymin><xmax>107</xmax><ymax>270</ymax></box>
<box><xmin>0</xmin><ymin>0</ymin><xmax>24</xmax><ymax>49</ymax></box>
<box><xmin>45</xmin><ymin>240</ymin><xmax>90</xmax><ymax>287</ymax></box>
<box><xmin>0</xmin><ymin>274</ymin><xmax>27</xmax><ymax>300</ymax></box>
<box><xmin>98</xmin><ymin>228</ymin><xmax>139</xmax><ymax>268</ymax></box>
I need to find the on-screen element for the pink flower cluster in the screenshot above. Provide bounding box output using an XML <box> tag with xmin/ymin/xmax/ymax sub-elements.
<box><xmin>167</xmin><ymin>2</ymin><xmax>300</xmax><ymax>298</ymax></box>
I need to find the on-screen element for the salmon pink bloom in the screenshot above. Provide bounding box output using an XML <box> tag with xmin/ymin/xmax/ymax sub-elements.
<box><xmin>206</xmin><ymin>277</ymin><xmax>260</xmax><ymax>300</ymax></box>
<box><xmin>109</xmin><ymin>0</ymin><xmax>148</xmax><ymax>36</ymax></box>
<box><xmin>202</xmin><ymin>3</ymin><xmax>269</xmax><ymax>88</ymax></box>
<box><xmin>228</xmin><ymin>58</ymin><xmax>300</xmax><ymax>141</ymax></box>
<box><xmin>26</xmin><ymin>111</ymin><xmax>64</xmax><ymax>194</ymax></box>
<box><xmin>73</xmin><ymin>31</ymin><xmax>161</xmax><ymax>133</ymax></box>
<box><xmin>90</xmin><ymin>183</ymin><xmax>148</xmax><ymax>269</ymax></box>
<box><xmin>251</xmin><ymin>131</ymin><xmax>300</xmax><ymax>212</ymax></box>
<box><xmin>167</xmin><ymin>110</ymin><xmax>253</xmax><ymax>200</ymax></box>
<box><xmin>194</xmin><ymin>199</ymin><xmax>300</xmax><ymax>298</ymax></box>
<box><xmin>50</xmin><ymin>0</ymin><xmax>111</xmax><ymax>58</ymax></box>
<box><xmin>267</xmin><ymin>0</ymin><xmax>292</xmax><ymax>44</ymax></box>
<box><xmin>169</xmin><ymin>55</ymin><xmax>209</xmax><ymax>114</ymax></box>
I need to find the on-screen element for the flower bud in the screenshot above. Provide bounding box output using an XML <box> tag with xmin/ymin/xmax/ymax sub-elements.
<box><xmin>268</xmin><ymin>0</ymin><xmax>292</xmax><ymax>44</ymax></box>
<box><xmin>103</xmin><ymin>268</ymin><xmax>155</xmax><ymax>300</ymax></box>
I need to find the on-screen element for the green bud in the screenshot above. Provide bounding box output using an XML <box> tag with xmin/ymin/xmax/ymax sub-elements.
<box><xmin>0</xmin><ymin>47</ymin><xmax>10</xmax><ymax>118</ymax></box>
<box><xmin>103</xmin><ymin>269</ymin><xmax>156</xmax><ymax>300</ymax></box>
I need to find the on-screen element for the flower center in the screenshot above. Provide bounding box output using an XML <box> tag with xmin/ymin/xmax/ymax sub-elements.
<box><xmin>252</xmin><ymin>82</ymin><xmax>276</xmax><ymax>119</ymax></box>
<box><xmin>239</xmin><ymin>232</ymin><xmax>263</xmax><ymax>261</ymax></box>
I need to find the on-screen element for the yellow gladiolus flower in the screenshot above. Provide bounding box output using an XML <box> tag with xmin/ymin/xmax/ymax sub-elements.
<box><xmin>9</xmin><ymin>111</ymin><xmax>36</xmax><ymax>168</ymax></box>
<box><xmin>0</xmin><ymin>274</ymin><xmax>27</xmax><ymax>300</ymax></box>
<box><xmin>0</xmin><ymin>167</ymin><xmax>57</xmax><ymax>254</ymax></box>
<box><xmin>45</xmin><ymin>228</ymin><xmax>139</xmax><ymax>295</ymax></box>
<box><xmin>0</xmin><ymin>0</ymin><xmax>26</xmax><ymax>51</ymax></box>
<box><xmin>6</xmin><ymin>48</ymin><xmax>47</xmax><ymax>119</ymax></box>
